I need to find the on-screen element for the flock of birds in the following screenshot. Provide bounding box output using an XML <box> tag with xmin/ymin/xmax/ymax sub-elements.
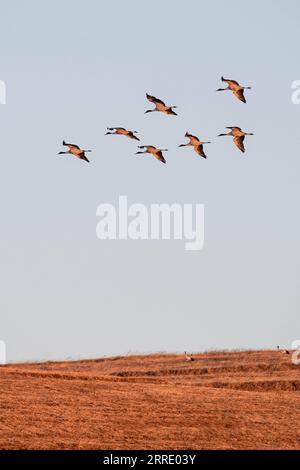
<box><xmin>57</xmin><ymin>77</ymin><xmax>293</xmax><ymax>362</ymax></box>
<box><xmin>57</xmin><ymin>76</ymin><xmax>293</xmax><ymax>363</ymax></box>
<box><xmin>58</xmin><ymin>77</ymin><xmax>254</xmax><ymax>164</ymax></box>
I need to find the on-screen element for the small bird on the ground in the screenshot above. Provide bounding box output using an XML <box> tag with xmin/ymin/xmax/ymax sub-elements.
<box><xmin>145</xmin><ymin>93</ymin><xmax>177</xmax><ymax>115</ymax></box>
<box><xmin>277</xmin><ymin>346</ymin><xmax>290</xmax><ymax>355</ymax></box>
<box><xmin>216</xmin><ymin>76</ymin><xmax>251</xmax><ymax>103</ymax></box>
<box><xmin>105</xmin><ymin>127</ymin><xmax>140</xmax><ymax>141</ymax></box>
<box><xmin>58</xmin><ymin>141</ymin><xmax>91</xmax><ymax>162</ymax></box>
<box><xmin>135</xmin><ymin>145</ymin><xmax>167</xmax><ymax>164</ymax></box>
<box><xmin>218</xmin><ymin>127</ymin><xmax>254</xmax><ymax>153</ymax></box>
<box><xmin>179</xmin><ymin>132</ymin><xmax>211</xmax><ymax>159</ymax></box>
<box><xmin>184</xmin><ymin>351</ymin><xmax>195</xmax><ymax>362</ymax></box>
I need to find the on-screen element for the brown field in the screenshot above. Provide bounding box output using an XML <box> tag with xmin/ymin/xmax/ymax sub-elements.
<box><xmin>0</xmin><ymin>350</ymin><xmax>299</xmax><ymax>450</ymax></box>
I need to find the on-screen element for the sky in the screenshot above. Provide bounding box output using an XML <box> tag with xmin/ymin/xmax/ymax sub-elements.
<box><xmin>1</xmin><ymin>0</ymin><xmax>300</xmax><ymax>362</ymax></box>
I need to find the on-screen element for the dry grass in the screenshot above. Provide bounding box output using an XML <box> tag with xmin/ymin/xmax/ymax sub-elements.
<box><xmin>0</xmin><ymin>350</ymin><xmax>300</xmax><ymax>449</ymax></box>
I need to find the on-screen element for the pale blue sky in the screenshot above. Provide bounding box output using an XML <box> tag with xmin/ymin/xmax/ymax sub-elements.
<box><xmin>1</xmin><ymin>0</ymin><xmax>300</xmax><ymax>362</ymax></box>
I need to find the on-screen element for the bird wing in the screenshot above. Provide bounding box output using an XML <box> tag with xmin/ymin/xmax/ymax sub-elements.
<box><xmin>194</xmin><ymin>144</ymin><xmax>207</xmax><ymax>159</ymax></box>
<box><xmin>234</xmin><ymin>136</ymin><xmax>245</xmax><ymax>153</ymax></box>
<box><xmin>233</xmin><ymin>89</ymin><xmax>246</xmax><ymax>103</ymax></box>
<box><xmin>146</xmin><ymin>93</ymin><xmax>165</xmax><ymax>106</ymax></box>
<box><xmin>185</xmin><ymin>132</ymin><xmax>199</xmax><ymax>141</ymax></box>
<box><xmin>155</xmin><ymin>150</ymin><xmax>166</xmax><ymax>164</ymax></box>
<box><xmin>226</xmin><ymin>127</ymin><xmax>242</xmax><ymax>131</ymax></box>
<box><xmin>63</xmin><ymin>141</ymin><xmax>80</xmax><ymax>150</ymax></box>
<box><xmin>222</xmin><ymin>77</ymin><xmax>240</xmax><ymax>88</ymax></box>
<box><xmin>166</xmin><ymin>108</ymin><xmax>177</xmax><ymax>115</ymax></box>
<box><xmin>128</xmin><ymin>133</ymin><xmax>140</xmax><ymax>141</ymax></box>
<box><xmin>79</xmin><ymin>153</ymin><xmax>90</xmax><ymax>163</ymax></box>
<box><xmin>189</xmin><ymin>135</ymin><xmax>200</xmax><ymax>145</ymax></box>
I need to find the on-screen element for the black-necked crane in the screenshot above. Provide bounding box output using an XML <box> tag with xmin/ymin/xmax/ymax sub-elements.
<box><xmin>218</xmin><ymin>127</ymin><xmax>253</xmax><ymax>153</ymax></box>
<box><xmin>105</xmin><ymin>127</ymin><xmax>140</xmax><ymax>141</ymax></box>
<box><xmin>179</xmin><ymin>132</ymin><xmax>211</xmax><ymax>159</ymax></box>
<box><xmin>145</xmin><ymin>93</ymin><xmax>177</xmax><ymax>116</ymax></box>
<box><xmin>216</xmin><ymin>76</ymin><xmax>251</xmax><ymax>103</ymax></box>
<box><xmin>184</xmin><ymin>351</ymin><xmax>195</xmax><ymax>362</ymax></box>
<box><xmin>277</xmin><ymin>346</ymin><xmax>290</xmax><ymax>355</ymax></box>
<box><xmin>58</xmin><ymin>141</ymin><xmax>91</xmax><ymax>163</ymax></box>
<box><xmin>135</xmin><ymin>145</ymin><xmax>167</xmax><ymax>164</ymax></box>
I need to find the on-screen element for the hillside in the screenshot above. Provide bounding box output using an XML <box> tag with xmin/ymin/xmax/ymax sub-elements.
<box><xmin>0</xmin><ymin>350</ymin><xmax>299</xmax><ymax>449</ymax></box>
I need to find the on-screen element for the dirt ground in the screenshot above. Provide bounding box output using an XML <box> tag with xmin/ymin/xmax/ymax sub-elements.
<box><xmin>1</xmin><ymin>350</ymin><xmax>299</xmax><ymax>449</ymax></box>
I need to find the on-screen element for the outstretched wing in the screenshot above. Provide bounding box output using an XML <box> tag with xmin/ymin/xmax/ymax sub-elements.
<box><xmin>146</xmin><ymin>93</ymin><xmax>165</xmax><ymax>106</ymax></box>
<box><xmin>194</xmin><ymin>144</ymin><xmax>207</xmax><ymax>159</ymax></box>
<box><xmin>222</xmin><ymin>77</ymin><xmax>240</xmax><ymax>87</ymax></box>
<box><xmin>185</xmin><ymin>132</ymin><xmax>200</xmax><ymax>145</ymax></box>
<box><xmin>233</xmin><ymin>89</ymin><xmax>246</xmax><ymax>103</ymax></box>
<box><xmin>107</xmin><ymin>127</ymin><xmax>126</xmax><ymax>132</ymax></box>
<box><xmin>226</xmin><ymin>127</ymin><xmax>242</xmax><ymax>131</ymax></box>
<box><xmin>63</xmin><ymin>140</ymin><xmax>80</xmax><ymax>150</ymax></box>
<box><xmin>155</xmin><ymin>150</ymin><xmax>166</xmax><ymax>164</ymax></box>
<box><xmin>166</xmin><ymin>108</ymin><xmax>177</xmax><ymax>115</ymax></box>
<box><xmin>79</xmin><ymin>153</ymin><xmax>90</xmax><ymax>163</ymax></box>
<box><xmin>234</xmin><ymin>136</ymin><xmax>245</xmax><ymax>153</ymax></box>
<box><xmin>128</xmin><ymin>132</ymin><xmax>140</xmax><ymax>141</ymax></box>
